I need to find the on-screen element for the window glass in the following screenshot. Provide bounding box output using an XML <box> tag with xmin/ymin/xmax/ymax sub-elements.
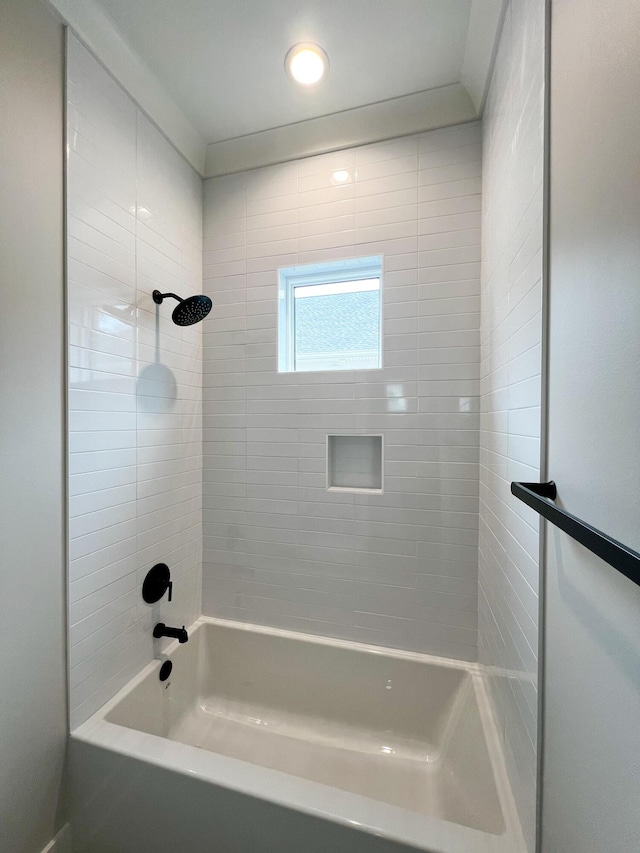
<box><xmin>278</xmin><ymin>257</ymin><xmax>382</xmax><ymax>373</ymax></box>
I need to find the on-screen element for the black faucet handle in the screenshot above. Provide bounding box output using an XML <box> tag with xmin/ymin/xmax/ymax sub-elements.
<box><xmin>142</xmin><ymin>564</ymin><xmax>172</xmax><ymax>604</ymax></box>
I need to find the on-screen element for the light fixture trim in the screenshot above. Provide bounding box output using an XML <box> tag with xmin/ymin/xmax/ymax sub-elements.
<box><xmin>285</xmin><ymin>42</ymin><xmax>329</xmax><ymax>86</ymax></box>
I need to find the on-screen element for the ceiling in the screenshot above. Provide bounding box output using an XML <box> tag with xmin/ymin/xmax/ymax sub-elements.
<box><xmin>93</xmin><ymin>0</ymin><xmax>472</xmax><ymax>142</ymax></box>
<box><xmin>47</xmin><ymin>0</ymin><xmax>506</xmax><ymax>174</ymax></box>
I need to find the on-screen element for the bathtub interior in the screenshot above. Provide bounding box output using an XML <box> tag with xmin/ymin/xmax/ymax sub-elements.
<box><xmin>105</xmin><ymin>621</ymin><xmax>506</xmax><ymax>836</ymax></box>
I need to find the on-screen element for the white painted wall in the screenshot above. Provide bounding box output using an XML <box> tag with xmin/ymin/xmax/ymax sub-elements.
<box><xmin>541</xmin><ymin>0</ymin><xmax>640</xmax><ymax>850</ymax></box>
<box><xmin>0</xmin><ymin>0</ymin><xmax>67</xmax><ymax>850</ymax></box>
<box><xmin>67</xmin><ymin>36</ymin><xmax>204</xmax><ymax>729</ymax></box>
<box><xmin>202</xmin><ymin>125</ymin><xmax>482</xmax><ymax>660</ymax></box>
<box><xmin>479</xmin><ymin>1</ymin><xmax>545</xmax><ymax>849</ymax></box>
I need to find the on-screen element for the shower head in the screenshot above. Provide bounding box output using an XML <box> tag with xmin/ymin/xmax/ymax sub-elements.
<box><xmin>152</xmin><ymin>290</ymin><xmax>212</xmax><ymax>326</ymax></box>
<box><xmin>171</xmin><ymin>294</ymin><xmax>212</xmax><ymax>326</ymax></box>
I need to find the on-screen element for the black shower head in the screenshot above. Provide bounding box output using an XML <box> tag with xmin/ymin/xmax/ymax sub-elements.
<box><xmin>171</xmin><ymin>294</ymin><xmax>212</xmax><ymax>326</ymax></box>
<box><xmin>152</xmin><ymin>290</ymin><xmax>212</xmax><ymax>326</ymax></box>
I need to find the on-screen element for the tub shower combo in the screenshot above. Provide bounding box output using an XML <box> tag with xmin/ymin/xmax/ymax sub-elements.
<box><xmin>67</xmin><ymin>32</ymin><xmax>527</xmax><ymax>853</ymax></box>
<box><xmin>70</xmin><ymin>281</ymin><xmax>523</xmax><ymax>852</ymax></box>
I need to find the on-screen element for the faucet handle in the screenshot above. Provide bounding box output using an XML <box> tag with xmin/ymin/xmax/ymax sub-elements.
<box><xmin>142</xmin><ymin>563</ymin><xmax>172</xmax><ymax>604</ymax></box>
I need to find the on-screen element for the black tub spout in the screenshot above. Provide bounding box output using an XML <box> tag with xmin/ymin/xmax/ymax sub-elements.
<box><xmin>153</xmin><ymin>622</ymin><xmax>188</xmax><ymax>643</ymax></box>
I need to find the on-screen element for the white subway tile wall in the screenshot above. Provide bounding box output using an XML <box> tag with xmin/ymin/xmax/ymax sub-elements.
<box><xmin>67</xmin><ymin>36</ymin><xmax>203</xmax><ymax>728</ymax></box>
<box><xmin>202</xmin><ymin>124</ymin><xmax>482</xmax><ymax>659</ymax></box>
<box><xmin>479</xmin><ymin>1</ymin><xmax>545</xmax><ymax>849</ymax></box>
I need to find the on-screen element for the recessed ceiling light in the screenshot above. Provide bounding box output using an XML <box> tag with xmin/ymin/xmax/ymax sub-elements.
<box><xmin>331</xmin><ymin>170</ymin><xmax>350</xmax><ymax>184</ymax></box>
<box><xmin>285</xmin><ymin>43</ymin><xmax>329</xmax><ymax>86</ymax></box>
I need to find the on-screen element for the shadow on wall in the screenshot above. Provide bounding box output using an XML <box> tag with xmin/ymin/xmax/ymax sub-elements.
<box><xmin>136</xmin><ymin>362</ymin><xmax>178</xmax><ymax>414</ymax></box>
<box><xmin>136</xmin><ymin>301</ymin><xmax>179</xmax><ymax>413</ymax></box>
<box><xmin>552</xmin><ymin>528</ymin><xmax>640</xmax><ymax>687</ymax></box>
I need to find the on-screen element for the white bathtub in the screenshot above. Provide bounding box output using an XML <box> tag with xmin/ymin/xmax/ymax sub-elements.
<box><xmin>69</xmin><ymin>617</ymin><xmax>525</xmax><ymax>853</ymax></box>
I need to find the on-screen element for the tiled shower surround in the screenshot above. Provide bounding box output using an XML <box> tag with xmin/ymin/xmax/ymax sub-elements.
<box><xmin>202</xmin><ymin>124</ymin><xmax>482</xmax><ymax>660</ymax></box>
<box><xmin>67</xmin><ymin>36</ymin><xmax>203</xmax><ymax>728</ymax></box>
<box><xmin>479</xmin><ymin>0</ymin><xmax>545</xmax><ymax>849</ymax></box>
<box><xmin>61</xmin><ymin>15</ymin><xmax>548</xmax><ymax>845</ymax></box>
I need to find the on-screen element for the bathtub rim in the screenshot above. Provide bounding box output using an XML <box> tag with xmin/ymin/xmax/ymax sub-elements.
<box><xmin>71</xmin><ymin>615</ymin><xmax>525</xmax><ymax>853</ymax></box>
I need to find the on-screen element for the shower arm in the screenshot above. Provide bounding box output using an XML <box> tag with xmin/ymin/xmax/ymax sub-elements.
<box><xmin>152</xmin><ymin>290</ymin><xmax>183</xmax><ymax>305</ymax></box>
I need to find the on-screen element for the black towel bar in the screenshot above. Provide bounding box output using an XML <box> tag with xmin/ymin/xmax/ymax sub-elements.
<box><xmin>511</xmin><ymin>481</ymin><xmax>640</xmax><ymax>588</ymax></box>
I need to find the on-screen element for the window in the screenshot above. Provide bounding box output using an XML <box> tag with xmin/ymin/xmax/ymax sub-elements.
<box><xmin>278</xmin><ymin>256</ymin><xmax>382</xmax><ymax>373</ymax></box>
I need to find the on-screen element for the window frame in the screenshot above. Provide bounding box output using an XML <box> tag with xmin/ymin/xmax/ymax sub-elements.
<box><xmin>277</xmin><ymin>255</ymin><xmax>383</xmax><ymax>374</ymax></box>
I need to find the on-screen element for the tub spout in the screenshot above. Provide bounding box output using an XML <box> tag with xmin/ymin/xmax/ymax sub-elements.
<box><xmin>153</xmin><ymin>622</ymin><xmax>188</xmax><ymax>643</ymax></box>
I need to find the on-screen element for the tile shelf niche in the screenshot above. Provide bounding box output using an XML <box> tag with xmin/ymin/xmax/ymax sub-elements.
<box><xmin>326</xmin><ymin>434</ymin><xmax>383</xmax><ymax>494</ymax></box>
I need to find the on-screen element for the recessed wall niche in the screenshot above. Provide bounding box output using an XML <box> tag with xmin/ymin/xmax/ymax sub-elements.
<box><xmin>326</xmin><ymin>435</ymin><xmax>383</xmax><ymax>493</ymax></box>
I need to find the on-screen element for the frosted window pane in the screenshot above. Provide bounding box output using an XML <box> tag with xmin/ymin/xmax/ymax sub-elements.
<box><xmin>278</xmin><ymin>256</ymin><xmax>382</xmax><ymax>373</ymax></box>
<box><xmin>293</xmin><ymin>280</ymin><xmax>380</xmax><ymax>372</ymax></box>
